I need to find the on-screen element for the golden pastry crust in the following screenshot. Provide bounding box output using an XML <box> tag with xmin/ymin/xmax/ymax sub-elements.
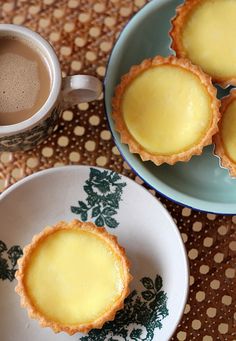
<box><xmin>170</xmin><ymin>0</ymin><xmax>236</xmax><ymax>87</ymax></box>
<box><xmin>112</xmin><ymin>55</ymin><xmax>220</xmax><ymax>165</ymax></box>
<box><xmin>15</xmin><ymin>219</ymin><xmax>132</xmax><ymax>335</ymax></box>
<box><xmin>214</xmin><ymin>89</ymin><xmax>236</xmax><ymax>177</ymax></box>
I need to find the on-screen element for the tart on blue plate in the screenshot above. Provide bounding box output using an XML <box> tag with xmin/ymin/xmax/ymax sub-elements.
<box><xmin>170</xmin><ymin>0</ymin><xmax>236</xmax><ymax>87</ymax></box>
<box><xmin>112</xmin><ymin>55</ymin><xmax>220</xmax><ymax>165</ymax></box>
<box><xmin>214</xmin><ymin>90</ymin><xmax>236</xmax><ymax>177</ymax></box>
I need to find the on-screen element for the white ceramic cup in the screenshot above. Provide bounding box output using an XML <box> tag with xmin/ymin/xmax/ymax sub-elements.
<box><xmin>0</xmin><ymin>24</ymin><xmax>102</xmax><ymax>151</ymax></box>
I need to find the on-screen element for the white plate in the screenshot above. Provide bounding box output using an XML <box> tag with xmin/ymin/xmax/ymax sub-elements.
<box><xmin>0</xmin><ymin>166</ymin><xmax>188</xmax><ymax>341</ymax></box>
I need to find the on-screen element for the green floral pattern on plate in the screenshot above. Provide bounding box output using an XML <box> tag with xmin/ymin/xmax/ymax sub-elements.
<box><xmin>0</xmin><ymin>241</ymin><xmax>23</xmax><ymax>281</ymax></box>
<box><xmin>71</xmin><ymin>168</ymin><xmax>169</xmax><ymax>340</ymax></box>
<box><xmin>0</xmin><ymin>168</ymin><xmax>169</xmax><ymax>340</ymax></box>
<box><xmin>80</xmin><ymin>274</ymin><xmax>168</xmax><ymax>341</ymax></box>
<box><xmin>71</xmin><ymin>168</ymin><xmax>126</xmax><ymax>228</ymax></box>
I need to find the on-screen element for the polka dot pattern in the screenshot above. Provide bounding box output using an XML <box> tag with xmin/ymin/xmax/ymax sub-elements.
<box><xmin>0</xmin><ymin>2</ymin><xmax>235</xmax><ymax>340</ymax></box>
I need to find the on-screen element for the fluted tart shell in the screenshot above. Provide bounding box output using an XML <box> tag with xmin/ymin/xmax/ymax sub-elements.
<box><xmin>15</xmin><ymin>219</ymin><xmax>132</xmax><ymax>335</ymax></box>
<box><xmin>112</xmin><ymin>55</ymin><xmax>220</xmax><ymax>165</ymax></box>
<box><xmin>214</xmin><ymin>90</ymin><xmax>236</xmax><ymax>177</ymax></box>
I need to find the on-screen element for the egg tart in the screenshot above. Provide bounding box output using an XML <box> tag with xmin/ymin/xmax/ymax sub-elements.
<box><xmin>15</xmin><ymin>220</ymin><xmax>132</xmax><ymax>335</ymax></box>
<box><xmin>112</xmin><ymin>56</ymin><xmax>220</xmax><ymax>165</ymax></box>
<box><xmin>170</xmin><ymin>0</ymin><xmax>236</xmax><ymax>87</ymax></box>
<box><xmin>214</xmin><ymin>90</ymin><xmax>236</xmax><ymax>177</ymax></box>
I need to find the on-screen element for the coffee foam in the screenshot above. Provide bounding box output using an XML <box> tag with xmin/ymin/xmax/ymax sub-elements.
<box><xmin>0</xmin><ymin>52</ymin><xmax>40</xmax><ymax>113</ymax></box>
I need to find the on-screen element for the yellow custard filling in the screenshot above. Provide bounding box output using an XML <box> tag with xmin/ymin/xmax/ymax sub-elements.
<box><xmin>221</xmin><ymin>99</ymin><xmax>236</xmax><ymax>163</ymax></box>
<box><xmin>122</xmin><ymin>65</ymin><xmax>212</xmax><ymax>155</ymax></box>
<box><xmin>24</xmin><ymin>229</ymin><xmax>125</xmax><ymax>325</ymax></box>
<box><xmin>182</xmin><ymin>0</ymin><xmax>236</xmax><ymax>78</ymax></box>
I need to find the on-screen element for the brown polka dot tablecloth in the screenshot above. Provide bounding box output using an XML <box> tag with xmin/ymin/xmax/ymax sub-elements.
<box><xmin>0</xmin><ymin>1</ymin><xmax>235</xmax><ymax>340</ymax></box>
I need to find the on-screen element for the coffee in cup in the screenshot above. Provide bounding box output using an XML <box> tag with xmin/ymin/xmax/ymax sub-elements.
<box><xmin>0</xmin><ymin>24</ymin><xmax>102</xmax><ymax>151</ymax></box>
<box><xmin>0</xmin><ymin>35</ymin><xmax>51</xmax><ymax>126</ymax></box>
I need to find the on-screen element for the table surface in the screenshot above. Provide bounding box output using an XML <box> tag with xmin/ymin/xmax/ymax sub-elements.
<box><xmin>0</xmin><ymin>1</ymin><xmax>235</xmax><ymax>340</ymax></box>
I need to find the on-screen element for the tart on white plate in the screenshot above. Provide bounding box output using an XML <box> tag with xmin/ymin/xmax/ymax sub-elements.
<box><xmin>15</xmin><ymin>220</ymin><xmax>132</xmax><ymax>335</ymax></box>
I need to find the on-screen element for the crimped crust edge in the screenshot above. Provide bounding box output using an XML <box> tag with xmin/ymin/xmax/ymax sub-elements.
<box><xmin>112</xmin><ymin>55</ymin><xmax>220</xmax><ymax>165</ymax></box>
<box><xmin>15</xmin><ymin>219</ymin><xmax>132</xmax><ymax>335</ymax></box>
<box><xmin>169</xmin><ymin>0</ymin><xmax>236</xmax><ymax>87</ymax></box>
<box><xmin>214</xmin><ymin>89</ymin><xmax>236</xmax><ymax>177</ymax></box>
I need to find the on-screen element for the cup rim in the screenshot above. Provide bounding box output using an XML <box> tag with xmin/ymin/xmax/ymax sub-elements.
<box><xmin>0</xmin><ymin>24</ymin><xmax>61</xmax><ymax>135</ymax></box>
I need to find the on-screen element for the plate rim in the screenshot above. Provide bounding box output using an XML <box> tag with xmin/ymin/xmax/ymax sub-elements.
<box><xmin>0</xmin><ymin>165</ymin><xmax>189</xmax><ymax>341</ymax></box>
<box><xmin>103</xmin><ymin>0</ymin><xmax>236</xmax><ymax>215</ymax></box>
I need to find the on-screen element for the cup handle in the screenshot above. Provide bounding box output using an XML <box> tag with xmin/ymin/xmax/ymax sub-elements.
<box><xmin>61</xmin><ymin>75</ymin><xmax>102</xmax><ymax>107</ymax></box>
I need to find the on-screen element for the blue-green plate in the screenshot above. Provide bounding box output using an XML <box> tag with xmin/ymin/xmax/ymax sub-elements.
<box><xmin>104</xmin><ymin>0</ymin><xmax>236</xmax><ymax>214</ymax></box>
